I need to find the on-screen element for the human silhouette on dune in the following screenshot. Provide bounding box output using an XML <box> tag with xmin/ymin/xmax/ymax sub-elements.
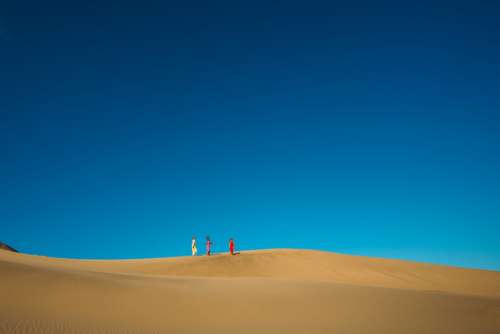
<box><xmin>191</xmin><ymin>236</ymin><xmax>197</xmax><ymax>256</ymax></box>
<box><xmin>206</xmin><ymin>236</ymin><xmax>212</xmax><ymax>256</ymax></box>
<box><xmin>229</xmin><ymin>238</ymin><xmax>239</xmax><ymax>255</ymax></box>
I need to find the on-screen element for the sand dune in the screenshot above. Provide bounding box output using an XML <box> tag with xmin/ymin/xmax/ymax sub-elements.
<box><xmin>1</xmin><ymin>249</ymin><xmax>499</xmax><ymax>333</ymax></box>
<box><xmin>0</xmin><ymin>242</ymin><xmax>16</xmax><ymax>252</ymax></box>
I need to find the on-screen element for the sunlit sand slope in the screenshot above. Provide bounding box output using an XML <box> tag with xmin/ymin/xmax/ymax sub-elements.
<box><xmin>1</xmin><ymin>249</ymin><xmax>499</xmax><ymax>333</ymax></box>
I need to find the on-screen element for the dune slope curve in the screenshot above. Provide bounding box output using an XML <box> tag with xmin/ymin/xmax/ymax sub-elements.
<box><xmin>1</xmin><ymin>249</ymin><xmax>499</xmax><ymax>334</ymax></box>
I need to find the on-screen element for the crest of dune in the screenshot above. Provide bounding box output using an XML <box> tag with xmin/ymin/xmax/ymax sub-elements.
<box><xmin>0</xmin><ymin>242</ymin><xmax>17</xmax><ymax>252</ymax></box>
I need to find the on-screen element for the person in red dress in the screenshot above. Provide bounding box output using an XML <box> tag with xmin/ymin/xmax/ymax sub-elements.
<box><xmin>206</xmin><ymin>236</ymin><xmax>212</xmax><ymax>256</ymax></box>
<box><xmin>229</xmin><ymin>238</ymin><xmax>235</xmax><ymax>255</ymax></box>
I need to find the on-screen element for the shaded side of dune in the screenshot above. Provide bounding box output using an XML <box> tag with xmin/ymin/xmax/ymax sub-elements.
<box><xmin>0</xmin><ymin>242</ymin><xmax>17</xmax><ymax>252</ymax></box>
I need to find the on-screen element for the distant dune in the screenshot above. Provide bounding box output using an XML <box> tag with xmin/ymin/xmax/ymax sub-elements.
<box><xmin>1</xmin><ymin>249</ymin><xmax>499</xmax><ymax>334</ymax></box>
<box><xmin>0</xmin><ymin>242</ymin><xmax>17</xmax><ymax>252</ymax></box>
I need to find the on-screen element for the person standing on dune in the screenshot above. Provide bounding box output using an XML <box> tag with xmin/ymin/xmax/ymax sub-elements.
<box><xmin>229</xmin><ymin>238</ymin><xmax>235</xmax><ymax>255</ymax></box>
<box><xmin>191</xmin><ymin>236</ymin><xmax>197</xmax><ymax>256</ymax></box>
<box><xmin>206</xmin><ymin>236</ymin><xmax>212</xmax><ymax>256</ymax></box>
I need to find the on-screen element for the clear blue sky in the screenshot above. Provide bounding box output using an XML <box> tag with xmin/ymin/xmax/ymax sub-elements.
<box><xmin>1</xmin><ymin>1</ymin><xmax>499</xmax><ymax>270</ymax></box>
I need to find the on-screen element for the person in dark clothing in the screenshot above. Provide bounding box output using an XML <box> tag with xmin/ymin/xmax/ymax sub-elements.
<box><xmin>206</xmin><ymin>236</ymin><xmax>212</xmax><ymax>256</ymax></box>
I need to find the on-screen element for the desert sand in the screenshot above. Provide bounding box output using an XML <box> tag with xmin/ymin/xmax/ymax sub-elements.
<box><xmin>1</xmin><ymin>248</ymin><xmax>499</xmax><ymax>334</ymax></box>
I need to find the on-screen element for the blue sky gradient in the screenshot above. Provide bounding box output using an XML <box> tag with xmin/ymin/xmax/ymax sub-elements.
<box><xmin>1</xmin><ymin>1</ymin><xmax>499</xmax><ymax>270</ymax></box>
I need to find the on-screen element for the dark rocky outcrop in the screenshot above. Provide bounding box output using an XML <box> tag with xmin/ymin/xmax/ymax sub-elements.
<box><xmin>0</xmin><ymin>242</ymin><xmax>17</xmax><ymax>252</ymax></box>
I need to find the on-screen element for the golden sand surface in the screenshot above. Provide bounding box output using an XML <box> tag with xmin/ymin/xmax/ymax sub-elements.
<box><xmin>1</xmin><ymin>248</ymin><xmax>499</xmax><ymax>333</ymax></box>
